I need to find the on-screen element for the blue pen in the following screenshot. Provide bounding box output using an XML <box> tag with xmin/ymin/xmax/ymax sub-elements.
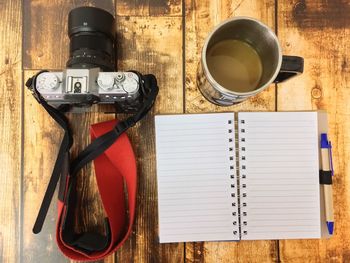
<box><xmin>320</xmin><ymin>133</ymin><xmax>334</xmax><ymax>235</ymax></box>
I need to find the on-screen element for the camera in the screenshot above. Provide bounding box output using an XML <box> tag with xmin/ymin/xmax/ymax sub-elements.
<box><xmin>31</xmin><ymin>6</ymin><xmax>144</xmax><ymax>112</ymax></box>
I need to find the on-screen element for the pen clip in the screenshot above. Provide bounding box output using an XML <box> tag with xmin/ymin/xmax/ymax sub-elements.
<box><xmin>329</xmin><ymin>141</ymin><xmax>334</xmax><ymax>176</ymax></box>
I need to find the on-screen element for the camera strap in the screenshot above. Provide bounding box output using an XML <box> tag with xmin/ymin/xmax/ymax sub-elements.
<box><xmin>26</xmin><ymin>72</ymin><xmax>158</xmax><ymax>260</ymax></box>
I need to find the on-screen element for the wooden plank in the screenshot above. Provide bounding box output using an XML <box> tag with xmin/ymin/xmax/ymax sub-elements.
<box><xmin>184</xmin><ymin>0</ymin><xmax>278</xmax><ymax>262</ymax></box>
<box><xmin>0</xmin><ymin>0</ymin><xmax>22</xmax><ymax>262</ymax></box>
<box><xmin>116</xmin><ymin>0</ymin><xmax>182</xmax><ymax>16</ymax></box>
<box><xmin>22</xmin><ymin>81</ymin><xmax>114</xmax><ymax>263</ymax></box>
<box><xmin>23</xmin><ymin>82</ymin><xmax>115</xmax><ymax>263</ymax></box>
<box><xmin>68</xmin><ymin>111</ymin><xmax>115</xmax><ymax>263</ymax></box>
<box><xmin>23</xmin><ymin>0</ymin><xmax>115</xmax><ymax>70</ymax></box>
<box><xmin>23</xmin><ymin>1</ymin><xmax>116</xmax><ymax>262</ymax></box>
<box><xmin>115</xmin><ymin>16</ymin><xmax>184</xmax><ymax>263</ymax></box>
<box><xmin>277</xmin><ymin>1</ymin><xmax>350</xmax><ymax>262</ymax></box>
<box><xmin>22</xmin><ymin>70</ymin><xmax>68</xmax><ymax>263</ymax></box>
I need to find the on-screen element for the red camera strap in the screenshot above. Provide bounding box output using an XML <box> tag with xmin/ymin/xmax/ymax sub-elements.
<box><xmin>56</xmin><ymin>119</ymin><xmax>137</xmax><ymax>260</ymax></box>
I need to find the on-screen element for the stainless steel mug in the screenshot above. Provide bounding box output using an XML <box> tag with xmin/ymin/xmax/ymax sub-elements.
<box><xmin>198</xmin><ymin>17</ymin><xmax>304</xmax><ymax>106</ymax></box>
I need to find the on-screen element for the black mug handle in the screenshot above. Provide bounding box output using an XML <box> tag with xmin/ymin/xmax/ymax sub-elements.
<box><xmin>274</xmin><ymin>55</ymin><xmax>304</xmax><ymax>83</ymax></box>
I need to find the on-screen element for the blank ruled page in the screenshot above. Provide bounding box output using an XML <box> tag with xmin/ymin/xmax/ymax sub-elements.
<box><xmin>155</xmin><ymin>113</ymin><xmax>239</xmax><ymax>243</ymax></box>
<box><xmin>238</xmin><ymin>112</ymin><xmax>321</xmax><ymax>240</ymax></box>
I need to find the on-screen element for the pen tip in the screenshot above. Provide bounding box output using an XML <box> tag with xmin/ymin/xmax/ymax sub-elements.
<box><xmin>327</xmin><ymin>221</ymin><xmax>334</xmax><ymax>235</ymax></box>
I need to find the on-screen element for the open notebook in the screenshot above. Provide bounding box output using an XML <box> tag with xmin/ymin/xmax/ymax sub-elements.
<box><xmin>155</xmin><ymin>112</ymin><xmax>330</xmax><ymax>242</ymax></box>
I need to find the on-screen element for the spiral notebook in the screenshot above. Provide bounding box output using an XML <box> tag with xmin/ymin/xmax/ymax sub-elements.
<box><xmin>155</xmin><ymin>111</ymin><xmax>330</xmax><ymax>242</ymax></box>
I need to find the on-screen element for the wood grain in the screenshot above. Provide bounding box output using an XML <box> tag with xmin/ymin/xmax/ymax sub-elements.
<box><xmin>115</xmin><ymin>16</ymin><xmax>184</xmax><ymax>263</ymax></box>
<box><xmin>184</xmin><ymin>0</ymin><xmax>278</xmax><ymax>262</ymax></box>
<box><xmin>69</xmin><ymin>111</ymin><xmax>115</xmax><ymax>263</ymax></box>
<box><xmin>22</xmin><ymin>64</ymin><xmax>115</xmax><ymax>263</ymax></box>
<box><xmin>22</xmin><ymin>70</ymin><xmax>68</xmax><ymax>263</ymax></box>
<box><xmin>23</xmin><ymin>1</ymin><xmax>115</xmax><ymax>263</ymax></box>
<box><xmin>277</xmin><ymin>0</ymin><xmax>350</xmax><ymax>262</ymax></box>
<box><xmin>22</xmin><ymin>69</ymin><xmax>115</xmax><ymax>263</ymax></box>
<box><xmin>116</xmin><ymin>0</ymin><xmax>182</xmax><ymax>16</ymax></box>
<box><xmin>0</xmin><ymin>0</ymin><xmax>22</xmax><ymax>262</ymax></box>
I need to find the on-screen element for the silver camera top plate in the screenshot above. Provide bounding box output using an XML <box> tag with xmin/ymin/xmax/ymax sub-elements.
<box><xmin>36</xmin><ymin>69</ymin><xmax>140</xmax><ymax>105</ymax></box>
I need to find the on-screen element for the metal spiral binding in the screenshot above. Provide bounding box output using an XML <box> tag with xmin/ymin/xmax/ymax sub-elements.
<box><xmin>238</xmin><ymin>118</ymin><xmax>248</xmax><ymax>238</ymax></box>
<box><xmin>228</xmin><ymin>119</ymin><xmax>239</xmax><ymax>237</ymax></box>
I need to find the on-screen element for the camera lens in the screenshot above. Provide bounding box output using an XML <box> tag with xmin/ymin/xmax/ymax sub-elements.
<box><xmin>66</xmin><ymin>7</ymin><xmax>116</xmax><ymax>71</ymax></box>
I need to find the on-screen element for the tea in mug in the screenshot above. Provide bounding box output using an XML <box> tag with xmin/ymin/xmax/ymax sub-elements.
<box><xmin>206</xmin><ymin>39</ymin><xmax>263</xmax><ymax>92</ymax></box>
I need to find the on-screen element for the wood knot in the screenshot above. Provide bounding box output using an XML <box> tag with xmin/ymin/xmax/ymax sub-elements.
<box><xmin>341</xmin><ymin>57</ymin><xmax>348</xmax><ymax>73</ymax></box>
<box><xmin>311</xmin><ymin>87</ymin><xmax>322</xmax><ymax>99</ymax></box>
<box><xmin>293</xmin><ymin>1</ymin><xmax>306</xmax><ymax>16</ymax></box>
<box><xmin>5</xmin><ymin>77</ymin><xmax>14</xmax><ymax>88</ymax></box>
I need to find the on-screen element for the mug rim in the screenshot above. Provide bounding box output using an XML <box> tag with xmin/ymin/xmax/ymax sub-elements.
<box><xmin>201</xmin><ymin>16</ymin><xmax>283</xmax><ymax>96</ymax></box>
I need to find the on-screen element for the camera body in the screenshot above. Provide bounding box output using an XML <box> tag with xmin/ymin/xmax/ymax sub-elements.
<box><xmin>35</xmin><ymin>69</ymin><xmax>142</xmax><ymax>111</ymax></box>
<box><xmin>30</xmin><ymin>6</ymin><xmax>147</xmax><ymax>113</ymax></box>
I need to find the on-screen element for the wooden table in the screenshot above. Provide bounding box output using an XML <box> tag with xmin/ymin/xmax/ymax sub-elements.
<box><xmin>1</xmin><ymin>0</ymin><xmax>349</xmax><ymax>262</ymax></box>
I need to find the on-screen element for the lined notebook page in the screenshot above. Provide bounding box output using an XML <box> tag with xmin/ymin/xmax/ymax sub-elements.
<box><xmin>238</xmin><ymin>112</ymin><xmax>321</xmax><ymax>240</ymax></box>
<box><xmin>155</xmin><ymin>113</ymin><xmax>239</xmax><ymax>243</ymax></box>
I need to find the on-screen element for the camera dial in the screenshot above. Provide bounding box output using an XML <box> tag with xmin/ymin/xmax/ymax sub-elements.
<box><xmin>37</xmin><ymin>73</ymin><xmax>60</xmax><ymax>90</ymax></box>
<box><xmin>122</xmin><ymin>77</ymin><xmax>139</xmax><ymax>94</ymax></box>
<box><xmin>97</xmin><ymin>74</ymin><xmax>115</xmax><ymax>90</ymax></box>
<box><xmin>115</xmin><ymin>73</ymin><xmax>125</xmax><ymax>82</ymax></box>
